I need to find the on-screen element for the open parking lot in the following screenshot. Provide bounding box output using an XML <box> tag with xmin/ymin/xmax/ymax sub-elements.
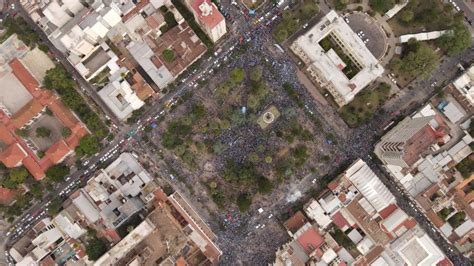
<box><xmin>346</xmin><ymin>13</ymin><xmax>387</xmax><ymax>60</ymax></box>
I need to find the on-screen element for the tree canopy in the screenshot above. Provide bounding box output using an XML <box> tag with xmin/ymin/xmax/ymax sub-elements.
<box><xmin>75</xmin><ymin>135</ymin><xmax>100</xmax><ymax>156</ymax></box>
<box><xmin>436</xmin><ymin>22</ymin><xmax>472</xmax><ymax>56</ymax></box>
<box><xmin>46</xmin><ymin>164</ymin><xmax>70</xmax><ymax>182</ymax></box>
<box><xmin>162</xmin><ymin>49</ymin><xmax>175</xmax><ymax>62</ymax></box>
<box><xmin>2</xmin><ymin>167</ymin><xmax>29</xmax><ymax>189</ymax></box>
<box><xmin>391</xmin><ymin>40</ymin><xmax>439</xmax><ymax>79</ymax></box>
<box><xmin>86</xmin><ymin>237</ymin><xmax>108</xmax><ymax>261</ymax></box>
<box><xmin>36</xmin><ymin>127</ymin><xmax>51</xmax><ymax>138</ymax></box>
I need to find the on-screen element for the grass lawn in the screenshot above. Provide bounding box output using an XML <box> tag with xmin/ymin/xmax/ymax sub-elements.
<box><xmin>273</xmin><ymin>0</ymin><xmax>319</xmax><ymax>43</ymax></box>
<box><xmin>340</xmin><ymin>83</ymin><xmax>391</xmax><ymax>127</ymax></box>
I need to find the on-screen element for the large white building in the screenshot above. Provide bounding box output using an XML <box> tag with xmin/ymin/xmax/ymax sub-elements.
<box><xmin>291</xmin><ymin>11</ymin><xmax>384</xmax><ymax>106</ymax></box>
<box><xmin>344</xmin><ymin>159</ymin><xmax>396</xmax><ymax>213</ymax></box>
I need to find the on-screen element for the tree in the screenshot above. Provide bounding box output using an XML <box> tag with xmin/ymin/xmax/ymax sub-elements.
<box><xmin>236</xmin><ymin>193</ymin><xmax>252</xmax><ymax>212</ymax></box>
<box><xmin>46</xmin><ymin>164</ymin><xmax>70</xmax><ymax>182</ymax></box>
<box><xmin>43</xmin><ymin>66</ymin><xmax>75</xmax><ymax>92</ymax></box>
<box><xmin>86</xmin><ymin>238</ymin><xmax>107</xmax><ymax>261</ymax></box>
<box><xmin>3</xmin><ymin>167</ymin><xmax>29</xmax><ymax>188</ymax></box>
<box><xmin>400</xmin><ymin>10</ymin><xmax>414</xmax><ymax>23</ymax></box>
<box><xmin>75</xmin><ymin>135</ymin><xmax>100</xmax><ymax>156</ymax></box>
<box><xmin>29</xmin><ymin>183</ymin><xmax>44</xmax><ymax>199</ymax></box>
<box><xmin>47</xmin><ymin>198</ymin><xmax>63</xmax><ymax>216</ymax></box>
<box><xmin>250</xmin><ymin>66</ymin><xmax>263</xmax><ymax>82</ymax></box>
<box><xmin>15</xmin><ymin>128</ymin><xmax>29</xmax><ymax>138</ymax></box>
<box><xmin>392</xmin><ymin>41</ymin><xmax>439</xmax><ymax>79</ymax></box>
<box><xmin>369</xmin><ymin>0</ymin><xmax>395</xmax><ymax>14</ymax></box>
<box><xmin>230</xmin><ymin>68</ymin><xmax>245</xmax><ymax>84</ymax></box>
<box><xmin>162</xmin><ymin>49</ymin><xmax>175</xmax><ymax>62</ymax></box>
<box><xmin>61</xmin><ymin>127</ymin><xmax>72</xmax><ymax>138</ymax></box>
<box><xmin>257</xmin><ymin>177</ymin><xmax>273</xmax><ymax>194</ymax></box>
<box><xmin>436</xmin><ymin>22</ymin><xmax>472</xmax><ymax>56</ymax></box>
<box><xmin>191</xmin><ymin>103</ymin><xmax>207</xmax><ymax>120</ymax></box>
<box><xmin>35</xmin><ymin>127</ymin><xmax>51</xmax><ymax>138</ymax></box>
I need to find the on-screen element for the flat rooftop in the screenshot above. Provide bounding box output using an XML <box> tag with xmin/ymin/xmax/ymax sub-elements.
<box><xmin>292</xmin><ymin>10</ymin><xmax>383</xmax><ymax>106</ymax></box>
<box><xmin>0</xmin><ymin>71</ymin><xmax>33</xmax><ymax>114</ymax></box>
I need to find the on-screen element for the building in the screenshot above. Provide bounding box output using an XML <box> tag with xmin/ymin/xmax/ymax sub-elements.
<box><xmin>274</xmin><ymin>159</ymin><xmax>452</xmax><ymax>266</ymax></box>
<box><xmin>291</xmin><ymin>11</ymin><xmax>384</xmax><ymax>106</ymax></box>
<box><xmin>94</xmin><ymin>189</ymin><xmax>222</xmax><ymax>265</ymax></box>
<box><xmin>374</xmin><ymin>105</ymin><xmax>448</xmax><ymax>169</ymax></box>
<box><xmin>452</xmin><ymin>65</ymin><xmax>474</xmax><ymax>109</ymax></box>
<box><xmin>399</xmin><ymin>30</ymin><xmax>449</xmax><ymax>43</ymax></box>
<box><xmin>185</xmin><ymin>0</ymin><xmax>226</xmax><ymax>43</ymax></box>
<box><xmin>98</xmin><ymin>79</ymin><xmax>145</xmax><ymax>121</ymax></box>
<box><xmin>344</xmin><ymin>159</ymin><xmax>396</xmax><ymax>213</ymax></box>
<box><xmin>0</xmin><ymin>37</ymin><xmax>89</xmax><ymax>179</ymax></box>
<box><xmin>73</xmin><ymin>152</ymin><xmax>154</xmax><ymax>229</ymax></box>
<box><xmin>11</xmin><ymin>217</ymin><xmax>87</xmax><ymax>265</ymax></box>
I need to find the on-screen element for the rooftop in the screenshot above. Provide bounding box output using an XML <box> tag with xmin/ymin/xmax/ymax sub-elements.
<box><xmin>291</xmin><ymin>10</ymin><xmax>383</xmax><ymax>106</ymax></box>
<box><xmin>191</xmin><ymin>0</ymin><xmax>225</xmax><ymax>29</ymax></box>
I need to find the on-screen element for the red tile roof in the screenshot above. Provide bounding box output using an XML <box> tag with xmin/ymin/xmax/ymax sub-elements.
<box><xmin>122</xmin><ymin>0</ymin><xmax>150</xmax><ymax>22</ymax></box>
<box><xmin>0</xmin><ymin>187</ymin><xmax>17</xmax><ymax>205</ymax></box>
<box><xmin>0</xmin><ymin>143</ymin><xmax>27</xmax><ymax>167</ymax></box>
<box><xmin>47</xmin><ymin>99</ymin><xmax>79</xmax><ymax>128</ymax></box>
<box><xmin>45</xmin><ymin>139</ymin><xmax>72</xmax><ymax>164</ymax></box>
<box><xmin>191</xmin><ymin>0</ymin><xmax>224</xmax><ymax>29</ymax></box>
<box><xmin>0</xmin><ymin>124</ymin><xmax>16</xmax><ymax>145</ymax></box>
<box><xmin>11</xmin><ymin>99</ymin><xmax>43</xmax><ymax>128</ymax></box>
<box><xmin>296</xmin><ymin>226</ymin><xmax>324</xmax><ymax>255</ymax></box>
<box><xmin>284</xmin><ymin>211</ymin><xmax>307</xmax><ymax>234</ymax></box>
<box><xmin>22</xmin><ymin>156</ymin><xmax>45</xmax><ymax>180</ymax></box>
<box><xmin>9</xmin><ymin>58</ymin><xmax>40</xmax><ymax>97</ymax></box>
<box><xmin>378</xmin><ymin>204</ymin><xmax>398</xmax><ymax>219</ymax></box>
<box><xmin>332</xmin><ymin>211</ymin><xmax>350</xmax><ymax>230</ymax></box>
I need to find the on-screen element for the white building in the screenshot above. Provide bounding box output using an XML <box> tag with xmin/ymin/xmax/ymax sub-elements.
<box><xmin>304</xmin><ymin>199</ymin><xmax>332</xmax><ymax>230</ymax></box>
<box><xmin>453</xmin><ymin>65</ymin><xmax>474</xmax><ymax>107</ymax></box>
<box><xmin>291</xmin><ymin>11</ymin><xmax>384</xmax><ymax>106</ymax></box>
<box><xmin>344</xmin><ymin>159</ymin><xmax>396</xmax><ymax>213</ymax></box>
<box><xmin>387</xmin><ymin>225</ymin><xmax>447</xmax><ymax>266</ymax></box>
<box><xmin>98</xmin><ymin>79</ymin><xmax>145</xmax><ymax>121</ymax></box>
<box><xmin>127</xmin><ymin>41</ymin><xmax>174</xmax><ymax>89</ymax></box>
<box><xmin>94</xmin><ymin>218</ymin><xmax>156</xmax><ymax>266</ymax></box>
<box><xmin>399</xmin><ymin>30</ymin><xmax>449</xmax><ymax>43</ymax></box>
<box><xmin>73</xmin><ymin>153</ymin><xmax>153</xmax><ymax>229</ymax></box>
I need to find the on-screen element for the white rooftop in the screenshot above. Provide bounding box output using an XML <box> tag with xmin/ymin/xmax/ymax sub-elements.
<box><xmin>98</xmin><ymin>79</ymin><xmax>145</xmax><ymax>121</ymax></box>
<box><xmin>292</xmin><ymin>10</ymin><xmax>383</xmax><ymax>106</ymax></box>
<box><xmin>399</xmin><ymin>30</ymin><xmax>449</xmax><ymax>43</ymax></box>
<box><xmin>453</xmin><ymin>65</ymin><xmax>474</xmax><ymax>106</ymax></box>
<box><xmin>304</xmin><ymin>199</ymin><xmax>332</xmax><ymax>229</ymax></box>
<box><xmin>345</xmin><ymin>159</ymin><xmax>396</xmax><ymax>212</ymax></box>
<box><xmin>94</xmin><ymin>218</ymin><xmax>156</xmax><ymax>265</ymax></box>
<box><xmin>127</xmin><ymin>41</ymin><xmax>174</xmax><ymax>89</ymax></box>
<box><xmin>382</xmin><ymin>208</ymin><xmax>408</xmax><ymax>233</ymax></box>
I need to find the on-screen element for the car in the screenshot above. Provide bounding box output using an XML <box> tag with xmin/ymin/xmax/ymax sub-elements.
<box><xmin>311</xmin><ymin>178</ymin><xmax>317</xmax><ymax>184</ymax></box>
<box><xmin>255</xmin><ymin>224</ymin><xmax>261</xmax><ymax>229</ymax></box>
<box><xmin>268</xmin><ymin>214</ymin><xmax>273</xmax><ymax>219</ymax></box>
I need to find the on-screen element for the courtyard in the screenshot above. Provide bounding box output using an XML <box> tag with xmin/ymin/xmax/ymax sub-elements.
<box><xmin>26</xmin><ymin>113</ymin><xmax>65</xmax><ymax>152</ymax></box>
